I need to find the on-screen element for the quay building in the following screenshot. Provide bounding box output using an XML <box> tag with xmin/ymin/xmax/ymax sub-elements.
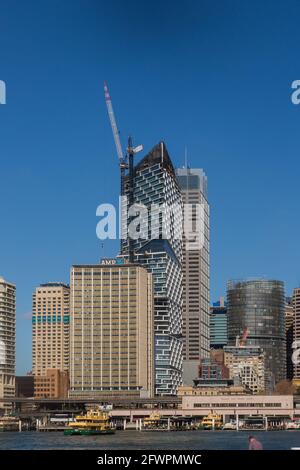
<box><xmin>69</xmin><ymin>262</ymin><xmax>154</xmax><ymax>399</ymax></box>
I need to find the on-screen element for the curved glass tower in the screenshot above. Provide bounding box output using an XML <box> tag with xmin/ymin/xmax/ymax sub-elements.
<box><xmin>227</xmin><ymin>279</ymin><xmax>286</xmax><ymax>391</ymax></box>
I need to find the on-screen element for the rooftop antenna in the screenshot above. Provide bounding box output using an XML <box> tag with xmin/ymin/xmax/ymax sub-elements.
<box><xmin>184</xmin><ymin>146</ymin><xmax>190</xmax><ymax>196</ymax></box>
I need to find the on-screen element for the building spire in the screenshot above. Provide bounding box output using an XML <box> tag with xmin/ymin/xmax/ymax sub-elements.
<box><xmin>184</xmin><ymin>146</ymin><xmax>188</xmax><ymax>169</ymax></box>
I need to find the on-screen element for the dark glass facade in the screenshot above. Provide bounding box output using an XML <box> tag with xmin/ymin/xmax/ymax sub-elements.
<box><xmin>227</xmin><ymin>279</ymin><xmax>286</xmax><ymax>391</ymax></box>
<box><xmin>210</xmin><ymin>301</ymin><xmax>228</xmax><ymax>349</ymax></box>
<box><xmin>15</xmin><ymin>376</ymin><xmax>34</xmax><ymax>397</ymax></box>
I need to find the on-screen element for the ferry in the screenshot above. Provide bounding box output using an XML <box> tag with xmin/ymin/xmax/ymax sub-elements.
<box><xmin>200</xmin><ymin>413</ymin><xmax>223</xmax><ymax>430</ymax></box>
<box><xmin>0</xmin><ymin>416</ymin><xmax>19</xmax><ymax>432</ymax></box>
<box><xmin>285</xmin><ymin>421</ymin><xmax>300</xmax><ymax>430</ymax></box>
<box><xmin>64</xmin><ymin>409</ymin><xmax>115</xmax><ymax>436</ymax></box>
<box><xmin>223</xmin><ymin>421</ymin><xmax>237</xmax><ymax>430</ymax></box>
<box><xmin>143</xmin><ymin>412</ymin><xmax>162</xmax><ymax>428</ymax></box>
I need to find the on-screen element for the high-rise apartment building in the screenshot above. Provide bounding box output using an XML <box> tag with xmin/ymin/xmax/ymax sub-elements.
<box><xmin>210</xmin><ymin>297</ymin><xmax>228</xmax><ymax>349</ymax></box>
<box><xmin>292</xmin><ymin>288</ymin><xmax>300</xmax><ymax>383</ymax></box>
<box><xmin>0</xmin><ymin>277</ymin><xmax>16</xmax><ymax>409</ymax></box>
<box><xmin>176</xmin><ymin>168</ymin><xmax>210</xmax><ymax>385</ymax></box>
<box><xmin>32</xmin><ymin>283</ymin><xmax>70</xmax><ymax>376</ymax></box>
<box><xmin>224</xmin><ymin>345</ymin><xmax>265</xmax><ymax>394</ymax></box>
<box><xmin>227</xmin><ymin>279</ymin><xmax>286</xmax><ymax>391</ymax></box>
<box><xmin>69</xmin><ymin>262</ymin><xmax>154</xmax><ymax>398</ymax></box>
<box><xmin>122</xmin><ymin>142</ymin><xmax>183</xmax><ymax>395</ymax></box>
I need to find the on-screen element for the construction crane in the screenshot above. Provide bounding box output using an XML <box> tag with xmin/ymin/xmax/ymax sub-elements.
<box><xmin>103</xmin><ymin>81</ymin><xmax>128</xmax><ymax>196</ymax></box>
<box><xmin>103</xmin><ymin>82</ymin><xmax>143</xmax><ymax>262</ymax></box>
<box><xmin>240</xmin><ymin>327</ymin><xmax>249</xmax><ymax>346</ymax></box>
<box><xmin>235</xmin><ymin>328</ymin><xmax>250</xmax><ymax>347</ymax></box>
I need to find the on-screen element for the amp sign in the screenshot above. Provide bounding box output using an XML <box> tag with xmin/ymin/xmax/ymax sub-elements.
<box><xmin>100</xmin><ymin>258</ymin><xmax>125</xmax><ymax>265</ymax></box>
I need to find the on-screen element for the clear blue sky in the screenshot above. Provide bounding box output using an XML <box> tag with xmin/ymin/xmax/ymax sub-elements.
<box><xmin>1</xmin><ymin>0</ymin><xmax>300</xmax><ymax>374</ymax></box>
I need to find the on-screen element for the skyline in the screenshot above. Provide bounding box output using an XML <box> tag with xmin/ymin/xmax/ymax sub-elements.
<box><xmin>1</xmin><ymin>0</ymin><xmax>300</xmax><ymax>374</ymax></box>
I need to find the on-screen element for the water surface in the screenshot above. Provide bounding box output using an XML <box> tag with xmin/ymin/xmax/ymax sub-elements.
<box><xmin>0</xmin><ymin>430</ymin><xmax>299</xmax><ymax>450</ymax></box>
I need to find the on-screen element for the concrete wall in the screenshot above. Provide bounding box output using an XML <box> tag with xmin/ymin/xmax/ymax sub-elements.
<box><xmin>181</xmin><ymin>394</ymin><xmax>294</xmax><ymax>417</ymax></box>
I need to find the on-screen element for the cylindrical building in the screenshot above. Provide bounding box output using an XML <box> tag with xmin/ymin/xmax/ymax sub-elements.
<box><xmin>227</xmin><ymin>279</ymin><xmax>286</xmax><ymax>391</ymax></box>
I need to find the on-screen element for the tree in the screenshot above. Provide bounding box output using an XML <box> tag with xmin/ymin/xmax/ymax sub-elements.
<box><xmin>274</xmin><ymin>380</ymin><xmax>296</xmax><ymax>395</ymax></box>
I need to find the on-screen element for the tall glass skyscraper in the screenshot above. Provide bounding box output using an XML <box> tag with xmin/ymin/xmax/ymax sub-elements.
<box><xmin>227</xmin><ymin>279</ymin><xmax>286</xmax><ymax>391</ymax></box>
<box><xmin>176</xmin><ymin>168</ymin><xmax>210</xmax><ymax>385</ymax></box>
<box><xmin>122</xmin><ymin>142</ymin><xmax>183</xmax><ymax>395</ymax></box>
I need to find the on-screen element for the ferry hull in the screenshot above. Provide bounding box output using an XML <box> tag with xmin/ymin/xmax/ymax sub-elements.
<box><xmin>64</xmin><ymin>428</ymin><xmax>115</xmax><ymax>436</ymax></box>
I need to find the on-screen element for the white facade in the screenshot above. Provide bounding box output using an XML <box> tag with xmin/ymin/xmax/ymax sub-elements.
<box><xmin>224</xmin><ymin>346</ymin><xmax>265</xmax><ymax>393</ymax></box>
<box><xmin>181</xmin><ymin>394</ymin><xmax>294</xmax><ymax>417</ymax></box>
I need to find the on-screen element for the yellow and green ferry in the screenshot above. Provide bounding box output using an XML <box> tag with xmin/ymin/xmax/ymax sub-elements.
<box><xmin>143</xmin><ymin>412</ymin><xmax>162</xmax><ymax>428</ymax></box>
<box><xmin>64</xmin><ymin>409</ymin><xmax>115</xmax><ymax>436</ymax></box>
<box><xmin>199</xmin><ymin>413</ymin><xmax>223</xmax><ymax>430</ymax></box>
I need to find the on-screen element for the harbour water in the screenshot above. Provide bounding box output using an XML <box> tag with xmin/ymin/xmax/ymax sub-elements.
<box><xmin>0</xmin><ymin>430</ymin><xmax>299</xmax><ymax>450</ymax></box>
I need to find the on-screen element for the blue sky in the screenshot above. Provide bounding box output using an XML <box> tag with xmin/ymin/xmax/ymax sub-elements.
<box><xmin>0</xmin><ymin>0</ymin><xmax>300</xmax><ymax>374</ymax></box>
